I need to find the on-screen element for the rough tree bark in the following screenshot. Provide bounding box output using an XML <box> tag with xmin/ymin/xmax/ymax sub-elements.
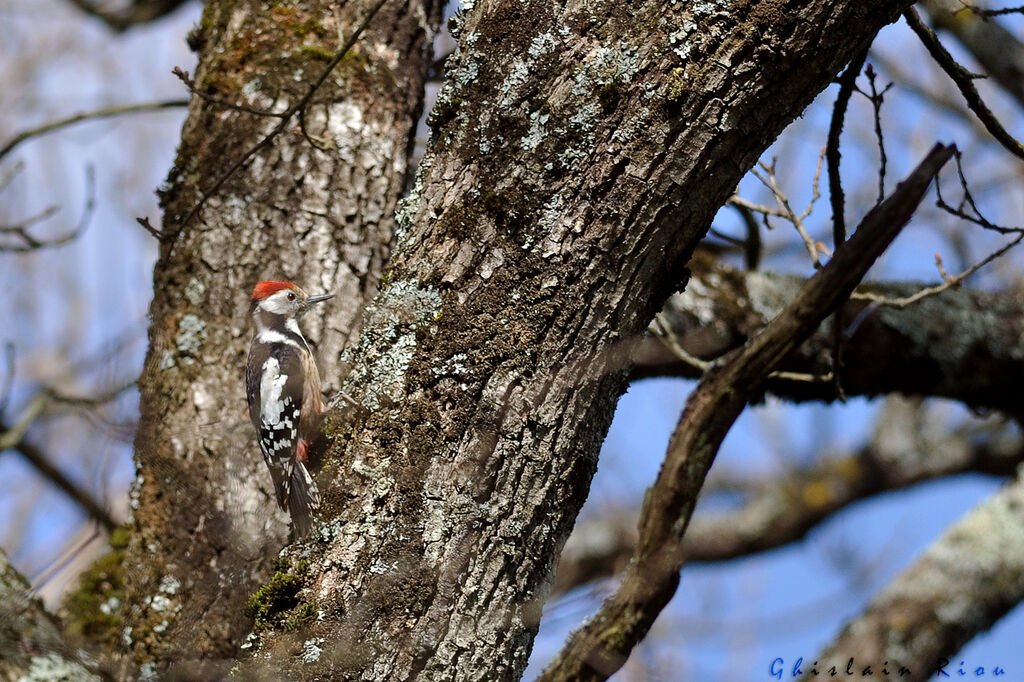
<box><xmin>637</xmin><ymin>251</ymin><xmax>1024</xmax><ymax>412</ymax></box>
<box><xmin>64</xmin><ymin>0</ymin><xmax>926</xmax><ymax>679</ymax></box>
<box><xmin>238</xmin><ymin>0</ymin><xmax>918</xmax><ymax>679</ymax></box>
<box><xmin>100</xmin><ymin>0</ymin><xmax>444</xmax><ymax>678</ymax></box>
<box><xmin>811</xmin><ymin>468</ymin><xmax>1024</xmax><ymax>682</ymax></box>
<box><xmin>0</xmin><ymin>548</ymin><xmax>98</xmax><ymax>681</ymax></box>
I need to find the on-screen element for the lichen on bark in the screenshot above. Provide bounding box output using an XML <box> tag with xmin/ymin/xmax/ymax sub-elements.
<box><xmin>57</xmin><ymin>0</ymin><xmax>921</xmax><ymax>678</ymax></box>
<box><xmin>96</xmin><ymin>0</ymin><xmax>445</xmax><ymax>677</ymax></box>
<box><xmin>242</xmin><ymin>0</ymin><xmax>918</xmax><ymax>679</ymax></box>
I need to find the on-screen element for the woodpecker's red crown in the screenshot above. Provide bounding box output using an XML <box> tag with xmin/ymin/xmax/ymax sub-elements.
<box><xmin>252</xmin><ymin>280</ymin><xmax>298</xmax><ymax>301</ymax></box>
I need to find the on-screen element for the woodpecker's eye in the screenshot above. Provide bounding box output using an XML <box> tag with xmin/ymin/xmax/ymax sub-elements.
<box><xmin>287</xmin><ymin>292</ymin><xmax>296</xmax><ymax>301</ymax></box>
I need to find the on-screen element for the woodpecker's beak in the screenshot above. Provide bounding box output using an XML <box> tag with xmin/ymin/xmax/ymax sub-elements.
<box><xmin>303</xmin><ymin>292</ymin><xmax>334</xmax><ymax>310</ymax></box>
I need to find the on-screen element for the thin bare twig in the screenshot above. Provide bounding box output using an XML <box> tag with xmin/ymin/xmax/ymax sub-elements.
<box><xmin>727</xmin><ymin>195</ymin><xmax>787</xmax><ymax>219</ymax></box>
<box><xmin>135</xmin><ymin>216</ymin><xmax>165</xmax><ymax>240</ymax></box>
<box><xmin>972</xmin><ymin>3</ymin><xmax>1024</xmax><ymax>17</ymax></box>
<box><xmin>855</xmin><ymin>63</ymin><xmax>893</xmax><ymax>206</ymax></box>
<box><xmin>743</xmin><ymin>153</ymin><xmax>827</xmax><ymax>268</ymax></box>
<box><xmin>0</xmin><ymin>342</ymin><xmax>13</xmax><ymax>416</ymax></box>
<box><xmin>0</xmin><ymin>393</ymin><xmax>47</xmax><ymax>452</ymax></box>
<box><xmin>0</xmin><ymin>205</ymin><xmax>60</xmax><ymax>237</ymax></box>
<box><xmin>935</xmin><ymin>149</ymin><xmax>1024</xmax><ymax>235</ymax></box>
<box><xmin>904</xmin><ymin>8</ymin><xmax>1024</xmax><ymax>161</ymax></box>
<box><xmin>0</xmin><ymin>100</ymin><xmax>188</xmax><ymax>163</ymax></box>
<box><xmin>0</xmin><ymin>165</ymin><xmax>96</xmax><ymax>253</ymax></box>
<box><xmin>0</xmin><ymin>162</ymin><xmax>24</xmax><ymax>193</ymax></box>
<box><xmin>540</xmin><ymin>144</ymin><xmax>955</xmax><ymax>682</ymax></box>
<box><xmin>827</xmin><ymin>49</ymin><xmax>867</xmax><ymax>248</ymax></box>
<box><xmin>172</xmin><ymin>67</ymin><xmax>283</xmax><ymax>117</ymax></box>
<box><xmin>48</xmin><ymin>380</ymin><xmax>137</xmax><ymax>408</ymax></box>
<box><xmin>852</xmin><ymin>232</ymin><xmax>1023</xmax><ymax>308</ymax></box>
<box><xmin>650</xmin><ymin>316</ymin><xmax>833</xmax><ymax>384</ymax></box>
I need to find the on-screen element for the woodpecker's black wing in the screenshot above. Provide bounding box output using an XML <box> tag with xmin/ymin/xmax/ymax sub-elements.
<box><xmin>246</xmin><ymin>340</ymin><xmax>305</xmax><ymax>510</ymax></box>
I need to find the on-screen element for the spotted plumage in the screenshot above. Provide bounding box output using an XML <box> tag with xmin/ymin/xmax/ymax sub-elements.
<box><xmin>245</xmin><ymin>281</ymin><xmax>333</xmax><ymax>538</ymax></box>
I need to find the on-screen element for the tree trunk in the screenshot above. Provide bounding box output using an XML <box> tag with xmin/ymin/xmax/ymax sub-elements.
<box><xmin>48</xmin><ymin>0</ymin><xmax>927</xmax><ymax>678</ymax></box>
<box><xmin>106</xmin><ymin>0</ymin><xmax>443</xmax><ymax>677</ymax></box>
<box><xmin>241</xmin><ymin>0</ymin><xmax>917</xmax><ymax>679</ymax></box>
<box><xmin>1</xmin><ymin>548</ymin><xmax>99</xmax><ymax>681</ymax></box>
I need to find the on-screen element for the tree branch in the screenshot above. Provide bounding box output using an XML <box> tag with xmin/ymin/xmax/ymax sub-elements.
<box><xmin>827</xmin><ymin>50</ymin><xmax>867</xmax><ymax>248</ymax></box>
<box><xmin>0</xmin><ymin>101</ymin><xmax>188</xmax><ymax>163</ymax></box>
<box><xmin>921</xmin><ymin>0</ymin><xmax>1024</xmax><ymax>108</ymax></box>
<box><xmin>811</xmin><ymin>467</ymin><xmax>1024</xmax><ymax>679</ymax></box>
<box><xmin>633</xmin><ymin>250</ymin><xmax>1024</xmax><ymax>413</ymax></box>
<box><xmin>0</xmin><ymin>546</ymin><xmax>104</xmax><ymax>681</ymax></box>
<box><xmin>905</xmin><ymin>8</ymin><xmax>1024</xmax><ymax>161</ymax></box>
<box><xmin>554</xmin><ymin>400</ymin><xmax>1023</xmax><ymax>594</ymax></box>
<box><xmin>63</xmin><ymin>0</ymin><xmax>190</xmax><ymax>32</ymax></box>
<box><xmin>1</xmin><ymin>407</ymin><xmax>118</xmax><ymax>532</ymax></box>
<box><xmin>540</xmin><ymin>143</ymin><xmax>955</xmax><ymax>681</ymax></box>
<box><xmin>0</xmin><ymin>165</ymin><xmax>96</xmax><ymax>253</ymax></box>
<box><xmin>1</xmin><ymin>384</ymin><xmax>122</xmax><ymax>531</ymax></box>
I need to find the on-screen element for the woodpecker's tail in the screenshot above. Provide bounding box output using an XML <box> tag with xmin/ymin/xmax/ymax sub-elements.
<box><xmin>288</xmin><ymin>461</ymin><xmax>321</xmax><ymax>539</ymax></box>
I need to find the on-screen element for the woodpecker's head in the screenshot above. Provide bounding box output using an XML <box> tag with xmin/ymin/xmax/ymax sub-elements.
<box><xmin>250</xmin><ymin>281</ymin><xmax>333</xmax><ymax>327</ymax></box>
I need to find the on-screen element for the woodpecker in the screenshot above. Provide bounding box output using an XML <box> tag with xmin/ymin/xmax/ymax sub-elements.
<box><xmin>246</xmin><ymin>280</ymin><xmax>334</xmax><ymax>539</ymax></box>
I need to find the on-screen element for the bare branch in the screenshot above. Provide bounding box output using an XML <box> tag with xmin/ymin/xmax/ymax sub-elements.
<box><xmin>9</xmin><ymin>440</ymin><xmax>118</xmax><ymax>532</ymax></box>
<box><xmin>0</xmin><ymin>101</ymin><xmax>188</xmax><ymax>163</ymax></box>
<box><xmin>48</xmin><ymin>380</ymin><xmax>136</xmax><ymax>408</ymax></box>
<box><xmin>732</xmin><ymin>202</ymin><xmax>763</xmax><ymax>269</ymax></box>
<box><xmin>0</xmin><ymin>205</ymin><xmax>59</xmax><ymax>235</ymax></box>
<box><xmin>0</xmin><ymin>389</ymin><xmax>118</xmax><ymax>531</ymax></box>
<box><xmin>742</xmin><ymin>154</ymin><xmax>827</xmax><ymax>268</ymax></box>
<box><xmin>0</xmin><ymin>161</ymin><xmax>24</xmax><ymax>193</ymax></box>
<box><xmin>540</xmin><ymin>144</ymin><xmax>955</xmax><ymax>682</ymax></box>
<box><xmin>922</xmin><ymin>0</ymin><xmax>1024</xmax><ymax>107</ymax></box>
<box><xmin>0</xmin><ymin>393</ymin><xmax>48</xmax><ymax>452</ymax></box>
<box><xmin>812</xmin><ymin>467</ymin><xmax>1024</xmax><ymax>677</ymax></box>
<box><xmin>635</xmin><ymin>247</ymin><xmax>1024</xmax><ymax>412</ymax></box>
<box><xmin>554</xmin><ymin>403</ymin><xmax>1023</xmax><ymax>594</ymax></box>
<box><xmin>934</xmin><ymin>148</ymin><xmax>1024</xmax><ymax>235</ymax></box>
<box><xmin>970</xmin><ymin>2</ymin><xmax>1024</xmax><ymax>15</ymax></box>
<box><xmin>855</xmin><ymin>64</ymin><xmax>894</xmax><ymax>206</ymax></box>
<box><xmin>135</xmin><ymin>215</ymin><xmax>165</xmax><ymax>240</ymax></box>
<box><xmin>0</xmin><ymin>165</ymin><xmax>95</xmax><ymax>253</ymax></box>
<box><xmin>851</xmin><ymin>232</ymin><xmax>1023</xmax><ymax>308</ymax></box>
<box><xmin>905</xmin><ymin>7</ymin><xmax>1024</xmax><ymax>161</ymax></box>
<box><xmin>63</xmin><ymin>0</ymin><xmax>190</xmax><ymax>31</ymax></box>
<box><xmin>650</xmin><ymin>314</ymin><xmax>834</xmax><ymax>384</ymax></box>
<box><xmin>870</xmin><ymin>49</ymin><xmax>994</xmax><ymax>141</ymax></box>
<box><xmin>0</xmin><ymin>342</ymin><xmax>13</xmax><ymax>415</ymax></box>
<box><xmin>827</xmin><ymin>49</ymin><xmax>867</xmax><ymax>248</ymax></box>
<box><xmin>171</xmin><ymin>67</ymin><xmax>282</xmax><ymax>117</ymax></box>
<box><xmin>831</xmin><ymin>59</ymin><xmax>890</xmax><ymax>401</ymax></box>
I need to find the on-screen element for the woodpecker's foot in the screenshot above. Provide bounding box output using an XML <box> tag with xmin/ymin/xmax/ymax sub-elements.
<box><xmin>296</xmin><ymin>439</ymin><xmax>309</xmax><ymax>463</ymax></box>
